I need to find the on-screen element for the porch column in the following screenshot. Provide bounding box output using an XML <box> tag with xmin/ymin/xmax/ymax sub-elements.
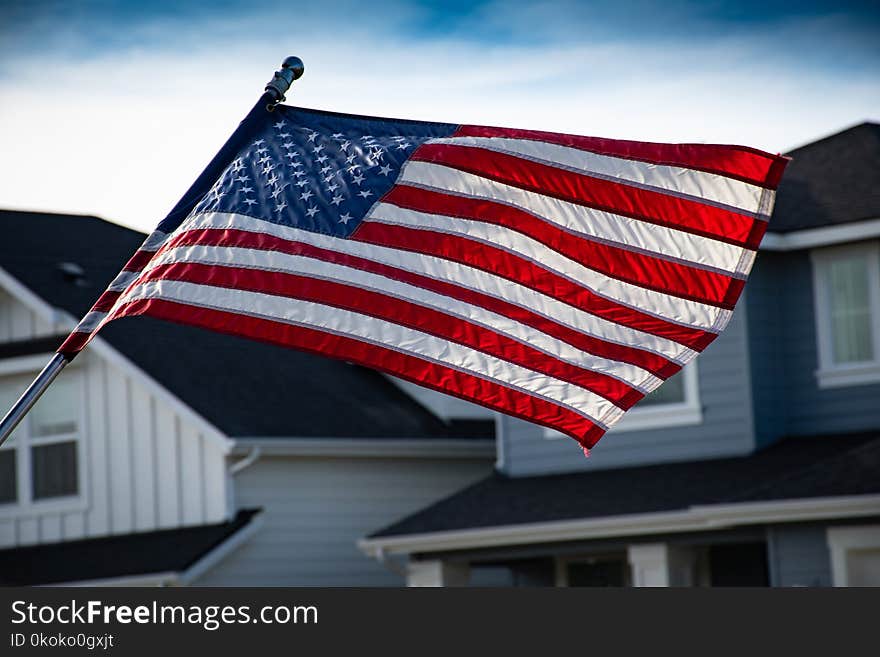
<box><xmin>628</xmin><ymin>544</ymin><xmax>698</xmax><ymax>587</ymax></box>
<box><xmin>406</xmin><ymin>560</ymin><xmax>470</xmax><ymax>587</ymax></box>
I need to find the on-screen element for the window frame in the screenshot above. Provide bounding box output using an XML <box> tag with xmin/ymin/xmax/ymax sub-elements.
<box><xmin>811</xmin><ymin>241</ymin><xmax>880</xmax><ymax>389</ymax></box>
<box><xmin>0</xmin><ymin>354</ymin><xmax>87</xmax><ymax>518</ymax></box>
<box><xmin>544</xmin><ymin>361</ymin><xmax>702</xmax><ymax>439</ymax></box>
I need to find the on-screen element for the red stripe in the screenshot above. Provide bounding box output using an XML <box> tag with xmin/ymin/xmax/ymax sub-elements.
<box><xmin>57</xmin><ymin>331</ymin><xmax>91</xmax><ymax>357</ymax></box>
<box><xmin>165</xmin><ymin>228</ymin><xmax>687</xmax><ymax>376</ymax></box>
<box><xmin>382</xmin><ymin>185</ymin><xmax>744</xmax><ymax>307</ymax></box>
<box><xmin>410</xmin><ymin>143</ymin><xmax>763</xmax><ymax>249</ymax></box>
<box><xmin>141</xmin><ymin>261</ymin><xmax>645</xmax><ymax>409</ymax></box>
<box><xmin>351</xmin><ymin>222</ymin><xmax>719</xmax><ymax>346</ymax></box>
<box><xmin>455</xmin><ymin>125</ymin><xmax>790</xmax><ymax>190</ymax></box>
<box><xmin>124</xmin><ymin>249</ymin><xmax>156</xmax><ymax>272</ymax></box>
<box><xmin>111</xmin><ymin>296</ymin><xmax>607</xmax><ymax>448</ymax></box>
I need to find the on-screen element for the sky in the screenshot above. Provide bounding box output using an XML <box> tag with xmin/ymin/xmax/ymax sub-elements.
<box><xmin>1</xmin><ymin>0</ymin><xmax>878</xmax><ymax>233</ymax></box>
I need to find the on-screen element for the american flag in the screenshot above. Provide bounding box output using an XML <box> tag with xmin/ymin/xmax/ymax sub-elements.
<box><xmin>59</xmin><ymin>106</ymin><xmax>788</xmax><ymax>452</ymax></box>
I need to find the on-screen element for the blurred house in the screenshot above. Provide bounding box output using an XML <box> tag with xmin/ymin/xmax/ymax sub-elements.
<box><xmin>1</xmin><ymin>122</ymin><xmax>878</xmax><ymax>587</ymax></box>
<box><xmin>359</xmin><ymin>122</ymin><xmax>880</xmax><ymax>586</ymax></box>
<box><xmin>0</xmin><ymin>211</ymin><xmax>494</xmax><ymax>585</ymax></box>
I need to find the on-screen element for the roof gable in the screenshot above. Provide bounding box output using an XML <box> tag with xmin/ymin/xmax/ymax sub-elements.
<box><xmin>0</xmin><ymin>210</ymin><xmax>493</xmax><ymax>439</ymax></box>
<box><xmin>772</xmin><ymin>122</ymin><xmax>880</xmax><ymax>233</ymax></box>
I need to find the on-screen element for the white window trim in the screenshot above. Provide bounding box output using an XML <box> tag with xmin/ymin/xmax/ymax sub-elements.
<box><xmin>826</xmin><ymin>525</ymin><xmax>880</xmax><ymax>587</ymax></box>
<box><xmin>544</xmin><ymin>362</ymin><xmax>702</xmax><ymax>439</ymax></box>
<box><xmin>0</xmin><ymin>355</ymin><xmax>88</xmax><ymax>519</ymax></box>
<box><xmin>810</xmin><ymin>241</ymin><xmax>880</xmax><ymax>389</ymax></box>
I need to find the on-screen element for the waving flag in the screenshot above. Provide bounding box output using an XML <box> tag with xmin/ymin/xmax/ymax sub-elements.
<box><xmin>58</xmin><ymin>106</ymin><xmax>788</xmax><ymax>451</ymax></box>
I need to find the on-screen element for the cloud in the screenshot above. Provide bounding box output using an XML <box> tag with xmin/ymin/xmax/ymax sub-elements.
<box><xmin>1</xmin><ymin>1</ymin><xmax>878</xmax><ymax>232</ymax></box>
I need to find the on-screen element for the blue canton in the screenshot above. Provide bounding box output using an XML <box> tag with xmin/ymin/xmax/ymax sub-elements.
<box><xmin>191</xmin><ymin>107</ymin><xmax>458</xmax><ymax>238</ymax></box>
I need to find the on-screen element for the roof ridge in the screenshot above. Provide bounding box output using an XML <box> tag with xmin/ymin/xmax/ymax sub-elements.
<box><xmin>785</xmin><ymin>121</ymin><xmax>880</xmax><ymax>155</ymax></box>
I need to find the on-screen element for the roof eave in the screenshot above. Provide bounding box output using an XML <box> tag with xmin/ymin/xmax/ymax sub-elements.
<box><xmin>762</xmin><ymin>217</ymin><xmax>880</xmax><ymax>251</ymax></box>
<box><xmin>230</xmin><ymin>437</ymin><xmax>495</xmax><ymax>458</ymax></box>
<box><xmin>358</xmin><ymin>493</ymin><xmax>880</xmax><ymax>558</ymax></box>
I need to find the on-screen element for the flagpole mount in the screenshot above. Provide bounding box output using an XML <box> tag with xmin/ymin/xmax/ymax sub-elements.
<box><xmin>265</xmin><ymin>56</ymin><xmax>305</xmax><ymax>110</ymax></box>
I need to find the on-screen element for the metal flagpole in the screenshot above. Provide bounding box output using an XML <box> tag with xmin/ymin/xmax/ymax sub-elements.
<box><xmin>0</xmin><ymin>56</ymin><xmax>305</xmax><ymax>448</ymax></box>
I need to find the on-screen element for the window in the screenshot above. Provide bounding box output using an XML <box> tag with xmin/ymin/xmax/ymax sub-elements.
<box><xmin>544</xmin><ymin>362</ymin><xmax>702</xmax><ymax>438</ymax></box>
<box><xmin>811</xmin><ymin>242</ymin><xmax>880</xmax><ymax>388</ymax></box>
<box><xmin>0</xmin><ymin>371</ymin><xmax>82</xmax><ymax>510</ymax></box>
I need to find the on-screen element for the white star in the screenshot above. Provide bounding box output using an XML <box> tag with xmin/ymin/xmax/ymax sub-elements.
<box><xmin>316</xmin><ymin>155</ymin><xmax>329</xmax><ymax>164</ymax></box>
<box><xmin>327</xmin><ymin>183</ymin><xmax>339</xmax><ymax>192</ymax></box>
<box><xmin>276</xmin><ymin>201</ymin><xmax>287</xmax><ymax>212</ymax></box>
<box><xmin>348</xmin><ymin>165</ymin><xmax>360</xmax><ymax>174</ymax></box>
<box><xmin>243</xmin><ymin>198</ymin><xmax>257</xmax><ymax>206</ymax></box>
<box><xmin>345</xmin><ymin>154</ymin><xmax>356</xmax><ymax>164</ymax></box>
<box><xmin>285</xmin><ymin>152</ymin><xmax>299</xmax><ymax>160</ymax></box>
<box><xmin>292</xmin><ymin>170</ymin><xmax>306</xmax><ymax>178</ymax></box>
<box><xmin>270</xmin><ymin>187</ymin><xmax>283</xmax><ymax>199</ymax></box>
<box><xmin>357</xmin><ymin>190</ymin><xmax>373</xmax><ymax>199</ymax></box>
<box><xmin>307</xmin><ymin>131</ymin><xmax>319</xmax><ymax>142</ymax></box>
<box><xmin>332</xmin><ymin>132</ymin><xmax>344</xmax><ymax>139</ymax></box>
<box><xmin>395</xmin><ymin>142</ymin><xmax>410</xmax><ymax>150</ymax></box>
<box><xmin>305</xmin><ymin>206</ymin><xmax>319</xmax><ymax>218</ymax></box>
<box><xmin>361</xmin><ymin>135</ymin><xmax>373</xmax><ymax>142</ymax></box>
<box><xmin>339</xmin><ymin>213</ymin><xmax>353</xmax><ymax>224</ymax></box>
<box><xmin>378</xmin><ymin>164</ymin><xmax>393</xmax><ymax>176</ymax></box>
<box><xmin>267</xmin><ymin>174</ymin><xmax>279</xmax><ymax>186</ymax></box>
<box><xmin>256</xmin><ymin>147</ymin><xmax>268</xmax><ymax>155</ymax></box>
<box><xmin>340</xmin><ymin>140</ymin><xmax>351</xmax><ymax>151</ymax></box>
<box><xmin>282</xmin><ymin>141</ymin><xmax>295</xmax><ymax>149</ymax></box>
<box><xmin>253</xmin><ymin>139</ymin><xmax>265</xmax><ymax>146</ymax></box>
<box><xmin>352</xmin><ymin>173</ymin><xmax>365</xmax><ymax>185</ymax></box>
<box><xmin>274</xmin><ymin>120</ymin><xmax>287</xmax><ymax>129</ymax></box>
<box><xmin>235</xmin><ymin>175</ymin><xmax>251</xmax><ymax>183</ymax></box>
<box><xmin>312</xmin><ymin>144</ymin><xmax>325</xmax><ymax>154</ymax></box>
<box><xmin>257</xmin><ymin>156</ymin><xmax>271</xmax><ymax>165</ymax></box>
<box><xmin>324</xmin><ymin>175</ymin><xmax>335</xmax><ymax>184</ymax></box>
<box><xmin>289</xmin><ymin>161</ymin><xmax>303</xmax><ymax>168</ymax></box>
<box><xmin>278</xmin><ymin>132</ymin><xmax>290</xmax><ymax>138</ymax></box>
<box><xmin>300</xmin><ymin>190</ymin><xmax>314</xmax><ymax>201</ymax></box>
<box><xmin>320</xmin><ymin>166</ymin><xmax>332</xmax><ymax>174</ymax></box>
<box><xmin>296</xmin><ymin>179</ymin><xmax>309</xmax><ymax>187</ymax></box>
<box><xmin>391</xmin><ymin>136</ymin><xmax>407</xmax><ymax>142</ymax></box>
<box><xmin>330</xmin><ymin>194</ymin><xmax>344</xmax><ymax>206</ymax></box>
<box><xmin>240</xmin><ymin>186</ymin><xmax>254</xmax><ymax>193</ymax></box>
<box><xmin>262</xmin><ymin>165</ymin><xmax>276</xmax><ymax>175</ymax></box>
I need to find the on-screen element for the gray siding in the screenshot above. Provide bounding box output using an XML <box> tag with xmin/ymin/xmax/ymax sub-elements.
<box><xmin>195</xmin><ymin>455</ymin><xmax>491</xmax><ymax>586</ymax></box>
<box><xmin>499</xmin><ymin>303</ymin><xmax>755</xmax><ymax>476</ymax></box>
<box><xmin>767</xmin><ymin>524</ymin><xmax>832</xmax><ymax>587</ymax></box>
<box><xmin>747</xmin><ymin>249</ymin><xmax>880</xmax><ymax>445</ymax></box>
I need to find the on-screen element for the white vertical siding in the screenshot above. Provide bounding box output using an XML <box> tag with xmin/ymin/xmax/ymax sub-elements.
<box><xmin>195</xmin><ymin>455</ymin><xmax>492</xmax><ymax>586</ymax></box>
<box><xmin>0</xmin><ymin>286</ymin><xmax>231</xmax><ymax>548</ymax></box>
<box><xmin>155</xmin><ymin>407</ymin><xmax>181</xmax><ymax>528</ymax></box>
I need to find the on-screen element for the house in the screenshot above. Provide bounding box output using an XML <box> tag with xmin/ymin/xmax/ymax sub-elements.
<box><xmin>359</xmin><ymin>122</ymin><xmax>880</xmax><ymax>586</ymax></box>
<box><xmin>0</xmin><ymin>209</ymin><xmax>495</xmax><ymax>585</ymax></box>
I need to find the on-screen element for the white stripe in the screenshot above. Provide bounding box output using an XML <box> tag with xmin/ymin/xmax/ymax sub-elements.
<box><xmin>398</xmin><ymin>160</ymin><xmax>753</xmax><ymax>276</ymax></box>
<box><xmin>75</xmin><ymin>310</ymin><xmax>107</xmax><ymax>333</ymax></box>
<box><xmin>366</xmin><ymin>202</ymin><xmax>729</xmax><ymax>331</ymax></box>
<box><xmin>107</xmin><ymin>270</ymin><xmax>140</xmax><ymax>292</ymax></box>
<box><xmin>119</xmin><ymin>278</ymin><xmax>624</xmax><ymax>428</ymax></box>
<box><xmin>146</xmin><ymin>243</ymin><xmax>662</xmax><ymax>393</ymax></box>
<box><xmin>142</xmin><ymin>230</ymin><xmax>169</xmax><ymax>252</ymax></box>
<box><xmin>182</xmin><ymin>212</ymin><xmax>698</xmax><ymax>363</ymax></box>
<box><xmin>428</xmin><ymin>136</ymin><xmax>766</xmax><ymax>215</ymax></box>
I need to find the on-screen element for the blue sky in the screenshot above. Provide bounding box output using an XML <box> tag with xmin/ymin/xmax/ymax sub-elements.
<box><xmin>2</xmin><ymin>0</ymin><xmax>878</xmax><ymax>231</ymax></box>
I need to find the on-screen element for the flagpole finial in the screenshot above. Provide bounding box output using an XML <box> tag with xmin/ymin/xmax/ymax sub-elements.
<box><xmin>265</xmin><ymin>56</ymin><xmax>305</xmax><ymax>110</ymax></box>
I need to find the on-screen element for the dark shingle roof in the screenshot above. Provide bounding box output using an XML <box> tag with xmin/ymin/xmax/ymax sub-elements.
<box><xmin>771</xmin><ymin>122</ymin><xmax>880</xmax><ymax>233</ymax></box>
<box><xmin>0</xmin><ymin>509</ymin><xmax>261</xmax><ymax>586</ymax></box>
<box><xmin>0</xmin><ymin>209</ymin><xmax>493</xmax><ymax>439</ymax></box>
<box><xmin>370</xmin><ymin>433</ymin><xmax>880</xmax><ymax>539</ymax></box>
